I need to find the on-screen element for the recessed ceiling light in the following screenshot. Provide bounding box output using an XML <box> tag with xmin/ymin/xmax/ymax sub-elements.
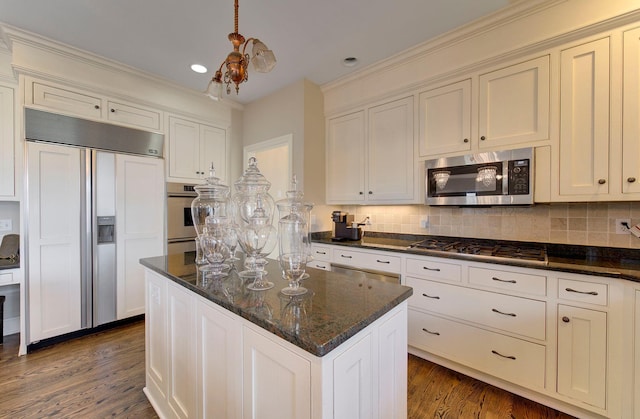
<box><xmin>191</xmin><ymin>64</ymin><xmax>208</xmax><ymax>74</ymax></box>
<box><xmin>342</xmin><ymin>57</ymin><xmax>359</xmax><ymax>67</ymax></box>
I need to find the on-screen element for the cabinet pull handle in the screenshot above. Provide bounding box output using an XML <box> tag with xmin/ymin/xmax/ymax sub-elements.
<box><xmin>491</xmin><ymin>350</ymin><xmax>516</xmax><ymax>360</ymax></box>
<box><xmin>368</xmin><ymin>191</ymin><xmax>373</xmax><ymax>195</ymax></box>
<box><xmin>110</xmin><ymin>108</ymin><xmax>116</xmax><ymax>113</ymax></box>
<box><xmin>359</xmin><ymin>191</ymin><xmax>364</xmax><ymax>195</ymax></box>
<box><xmin>480</xmin><ymin>135</ymin><xmax>486</xmax><ymax>141</ymax></box>
<box><xmin>492</xmin><ymin>308</ymin><xmax>516</xmax><ymax>317</ymax></box>
<box><xmin>422</xmin><ymin>266</ymin><xmax>441</xmax><ymax>272</ymax></box>
<box><xmin>422</xmin><ymin>328</ymin><xmax>440</xmax><ymax>336</ymax></box>
<box><xmin>565</xmin><ymin>287</ymin><xmax>598</xmax><ymax>296</ymax></box>
<box><xmin>492</xmin><ymin>276</ymin><xmax>516</xmax><ymax>284</ymax></box>
<box><xmin>340</xmin><ymin>255</ymin><xmax>352</xmax><ymax>259</ymax></box>
<box><xmin>94</xmin><ymin>105</ymin><xmax>100</xmax><ymax>109</ymax></box>
<box><xmin>628</xmin><ymin>177</ymin><xmax>637</xmax><ymax>183</ymax></box>
<box><xmin>317</xmin><ymin>264</ymin><xmax>326</xmax><ymax>269</ymax></box>
<box><xmin>422</xmin><ymin>293</ymin><xmax>440</xmax><ymax>300</ymax></box>
<box><xmin>562</xmin><ymin>316</ymin><xmax>570</xmax><ymax>323</ymax></box>
<box><xmin>316</xmin><ymin>251</ymin><xmax>326</xmax><ymax>255</ymax></box>
<box><xmin>598</xmin><ymin>179</ymin><xmax>606</xmax><ymax>184</ymax></box>
<box><xmin>376</xmin><ymin>259</ymin><xmax>390</xmax><ymax>264</ymax></box>
<box><xmin>463</xmin><ymin>138</ymin><xmax>469</xmax><ymax>143</ymax></box>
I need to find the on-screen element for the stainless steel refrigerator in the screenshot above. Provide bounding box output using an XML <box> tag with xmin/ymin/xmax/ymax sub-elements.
<box><xmin>25</xmin><ymin>109</ymin><xmax>165</xmax><ymax>343</ymax></box>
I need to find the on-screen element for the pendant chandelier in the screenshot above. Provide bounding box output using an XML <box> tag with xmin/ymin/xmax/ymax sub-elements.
<box><xmin>205</xmin><ymin>0</ymin><xmax>276</xmax><ymax>100</ymax></box>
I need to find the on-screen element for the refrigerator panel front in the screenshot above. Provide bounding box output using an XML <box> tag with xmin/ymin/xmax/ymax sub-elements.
<box><xmin>93</xmin><ymin>151</ymin><xmax>117</xmax><ymax>326</ymax></box>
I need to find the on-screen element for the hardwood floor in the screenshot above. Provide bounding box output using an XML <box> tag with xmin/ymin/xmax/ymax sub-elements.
<box><xmin>0</xmin><ymin>321</ymin><xmax>574</xmax><ymax>418</ymax></box>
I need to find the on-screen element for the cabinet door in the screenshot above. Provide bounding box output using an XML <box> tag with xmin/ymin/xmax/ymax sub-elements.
<box><xmin>106</xmin><ymin>100</ymin><xmax>161</xmax><ymax>131</ymax></box>
<box><xmin>623</xmin><ymin>28</ymin><xmax>640</xmax><ymax>195</ymax></box>
<box><xmin>145</xmin><ymin>271</ymin><xmax>169</xmax><ymax>408</ymax></box>
<box><xmin>196</xmin><ymin>299</ymin><xmax>242</xmax><ymax>419</ymax></box>
<box><xmin>27</xmin><ymin>142</ymin><xmax>82</xmax><ymax>342</ymax></box>
<box><xmin>559</xmin><ymin>38</ymin><xmax>610</xmax><ymax>196</ymax></box>
<box><xmin>478</xmin><ymin>56</ymin><xmax>550</xmax><ymax>149</ymax></box>
<box><xmin>334</xmin><ymin>334</ymin><xmax>373</xmax><ymax>419</ymax></box>
<box><xmin>243</xmin><ymin>327</ymin><xmax>311</xmax><ymax>419</ymax></box>
<box><xmin>326</xmin><ymin>111</ymin><xmax>366</xmax><ymax>203</ymax></box>
<box><xmin>419</xmin><ymin>79</ymin><xmax>471</xmax><ymax>156</ymax></box>
<box><xmin>115</xmin><ymin>154</ymin><xmax>165</xmax><ymax>320</ymax></box>
<box><xmin>32</xmin><ymin>81</ymin><xmax>103</xmax><ymax>119</ymax></box>
<box><xmin>0</xmin><ymin>85</ymin><xmax>14</xmax><ymax>197</ymax></box>
<box><xmin>368</xmin><ymin>96</ymin><xmax>415</xmax><ymax>202</ymax></box>
<box><xmin>377</xmin><ymin>305</ymin><xmax>408</xmax><ymax>419</ymax></box>
<box><xmin>200</xmin><ymin>123</ymin><xmax>227</xmax><ymax>183</ymax></box>
<box><xmin>557</xmin><ymin>304</ymin><xmax>607</xmax><ymax>409</ymax></box>
<box><xmin>168</xmin><ymin>117</ymin><xmax>202</xmax><ymax>180</ymax></box>
<box><xmin>167</xmin><ymin>282</ymin><xmax>197</xmax><ymax>419</ymax></box>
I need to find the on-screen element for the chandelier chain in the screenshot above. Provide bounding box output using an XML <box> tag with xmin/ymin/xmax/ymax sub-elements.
<box><xmin>234</xmin><ymin>0</ymin><xmax>239</xmax><ymax>34</ymax></box>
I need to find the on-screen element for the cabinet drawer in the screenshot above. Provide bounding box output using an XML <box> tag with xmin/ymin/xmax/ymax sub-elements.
<box><xmin>558</xmin><ymin>278</ymin><xmax>608</xmax><ymax>306</ymax></box>
<box><xmin>469</xmin><ymin>266</ymin><xmax>547</xmax><ymax>296</ymax></box>
<box><xmin>408</xmin><ymin>309</ymin><xmax>546</xmax><ymax>390</ymax></box>
<box><xmin>0</xmin><ymin>271</ymin><xmax>14</xmax><ymax>285</ymax></box>
<box><xmin>32</xmin><ymin>82</ymin><xmax>102</xmax><ymax>119</ymax></box>
<box><xmin>107</xmin><ymin>101</ymin><xmax>161</xmax><ymax>130</ymax></box>
<box><xmin>308</xmin><ymin>260</ymin><xmax>331</xmax><ymax>271</ymax></box>
<box><xmin>310</xmin><ymin>244</ymin><xmax>331</xmax><ymax>262</ymax></box>
<box><xmin>407</xmin><ymin>277</ymin><xmax>546</xmax><ymax>340</ymax></box>
<box><xmin>405</xmin><ymin>256</ymin><xmax>462</xmax><ymax>282</ymax></box>
<box><xmin>332</xmin><ymin>248</ymin><xmax>400</xmax><ymax>273</ymax></box>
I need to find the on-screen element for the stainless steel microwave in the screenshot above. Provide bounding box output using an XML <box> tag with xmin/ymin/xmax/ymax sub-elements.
<box><xmin>425</xmin><ymin>147</ymin><xmax>534</xmax><ymax>206</ymax></box>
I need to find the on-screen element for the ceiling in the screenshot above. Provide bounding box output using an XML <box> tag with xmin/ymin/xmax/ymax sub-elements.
<box><xmin>0</xmin><ymin>0</ymin><xmax>513</xmax><ymax>104</ymax></box>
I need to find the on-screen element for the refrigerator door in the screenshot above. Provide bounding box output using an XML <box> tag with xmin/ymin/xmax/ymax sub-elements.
<box><xmin>93</xmin><ymin>151</ymin><xmax>117</xmax><ymax>326</ymax></box>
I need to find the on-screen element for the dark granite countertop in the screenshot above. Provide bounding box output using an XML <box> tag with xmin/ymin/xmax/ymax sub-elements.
<box><xmin>312</xmin><ymin>231</ymin><xmax>640</xmax><ymax>282</ymax></box>
<box><xmin>140</xmin><ymin>252</ymin><xmax>413</xmax><ymax>357</ymax></box>
<box><xmin>0</xmin><ymin>260</ymin><xmax>19</xmax><ymax>270</ymax></box>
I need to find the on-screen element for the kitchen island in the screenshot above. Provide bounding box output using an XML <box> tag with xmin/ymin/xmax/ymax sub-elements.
<box><xmin>140</xmin><ymin>253</ymin><xmax>412</xmax><ymax>419</ymax></box>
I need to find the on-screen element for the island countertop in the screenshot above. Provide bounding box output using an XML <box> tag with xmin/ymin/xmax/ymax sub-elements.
<box><xmin>140</xmin><ymin>253</ymin><xmax>413</xmax><ymax>357</ymax></box>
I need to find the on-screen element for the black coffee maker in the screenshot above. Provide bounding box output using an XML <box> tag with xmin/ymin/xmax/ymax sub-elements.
<box><xmin>331</xmin><ymin>211</ymin><xmax>362</xmax><ymax>241</ymax></box>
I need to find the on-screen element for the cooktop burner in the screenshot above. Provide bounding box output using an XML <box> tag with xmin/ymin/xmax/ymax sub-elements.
<box><xmin>408</xmin><ymin>237</ymin><xmax>548</xmax><ymax>265</ymax></box>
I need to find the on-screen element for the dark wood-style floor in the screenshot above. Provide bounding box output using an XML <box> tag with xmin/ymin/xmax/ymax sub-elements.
<box><xmin>0</xmin><ymin>320</ymin><xmax>574</xmax><ymax>418</ymax></box>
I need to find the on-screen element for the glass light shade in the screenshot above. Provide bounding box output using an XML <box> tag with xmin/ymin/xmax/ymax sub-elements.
<box><xmin>205</xmin><ymin>78</ymin><xmax>223</xmax><ymax>101</ymax></box>
<box><xmin>251</xmin><ymin>39</ymin><xmax>276</xmax><ymax>73</ymax></box>
<box><xmin>477</xmin><ymin>166</ymin><xmax>497</xmax><ymax>187</ymax></box>
<box><xmin>433</xmin><ymin>171</ymin><xmax>450</xmax><ymax>191</ymax></box>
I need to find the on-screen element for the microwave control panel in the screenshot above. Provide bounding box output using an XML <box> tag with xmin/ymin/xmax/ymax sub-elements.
<box><xmin>508</xmin><ymin>159</ymin><xmax>530</xmax><ymax>195</ymax></box>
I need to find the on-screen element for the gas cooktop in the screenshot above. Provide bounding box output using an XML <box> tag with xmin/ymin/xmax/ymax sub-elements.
<box><xmin>407</xmin><ymin>237</ymin><xmax>548</xmax><ymax>266</ymax></box>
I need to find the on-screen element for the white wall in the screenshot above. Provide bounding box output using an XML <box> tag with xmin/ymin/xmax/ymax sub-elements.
<box><xmin>242</xmin><ymin>79</ymin><xmax>335</xmax><ymax>232</ymax></box>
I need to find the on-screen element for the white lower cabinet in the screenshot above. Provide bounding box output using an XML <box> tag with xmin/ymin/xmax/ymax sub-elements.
<box><xmin>408</xmin><ymin>310</ymin><xmax>546</xmax><ymax>390</ymax></box>
<box><xmin>243</xmin><ymin>327</ymin><xmax>312</xmax><ymax>419</ymax></box>
<box><xmin>167</xmin><ymin>282</ymin><xmax>197</xmax><ymax>419</ymax></box>
<box><xmin>557</xmin><ymin>304</ymin><xmax>607</xmax><ymax>409</ymax></box>
<box><xmin>144</xmin><ymin>268</ymin><xmax>408</xmax><ymax>419</ymax></box>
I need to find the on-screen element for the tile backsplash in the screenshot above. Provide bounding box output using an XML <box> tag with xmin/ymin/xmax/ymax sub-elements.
<box><xmin>340</xmin><ymin>202</ymin><xmax>640</xmax><ymax>249</ymax></box>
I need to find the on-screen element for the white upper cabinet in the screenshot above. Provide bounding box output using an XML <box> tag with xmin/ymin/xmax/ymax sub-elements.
<box><xmin>419</xmin><ymin>79</ymin><xmax>471</xmax><ymax>156</ymax></box>
<box><xmin>326</xmin><ymin>97</ymin><xmax>416</xmax><ymax>205</ymax></box>
<box><xmin>167</xmin><ymin>116</ymin><xmax>227</xmax><ymax>184</ymax></box>
<box><xmin>478</xmin><ymin>55</ymin><xmax>550</xmax><ymax>149</ymax></box>
<box><xmin>326</xmin><ymin>111</ymin><xmax>367</xmax><ymax>203</ymax></box>
<box><xmin>558</xmin><ymin>38</ymin><xmax>610</xmax><ymax>197</ymax></box>
<box><xmin>0</xmin><ymin>85</ymin><xmax>15</xmax><ymax>198</ymax></box>
<box><xmin>419</xmin><ymin>56</ymin><xmax>549</xmax><ymax>158</ymax></box>
<box><xmin>623</xmin><ymin>27</ymin><xmax>640</xmax><ymax>195</ymax></box>
<box><xmin>27</xmin><ymin>78</ymin><xmax>163</xmax><ymax>131</ymax></box>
